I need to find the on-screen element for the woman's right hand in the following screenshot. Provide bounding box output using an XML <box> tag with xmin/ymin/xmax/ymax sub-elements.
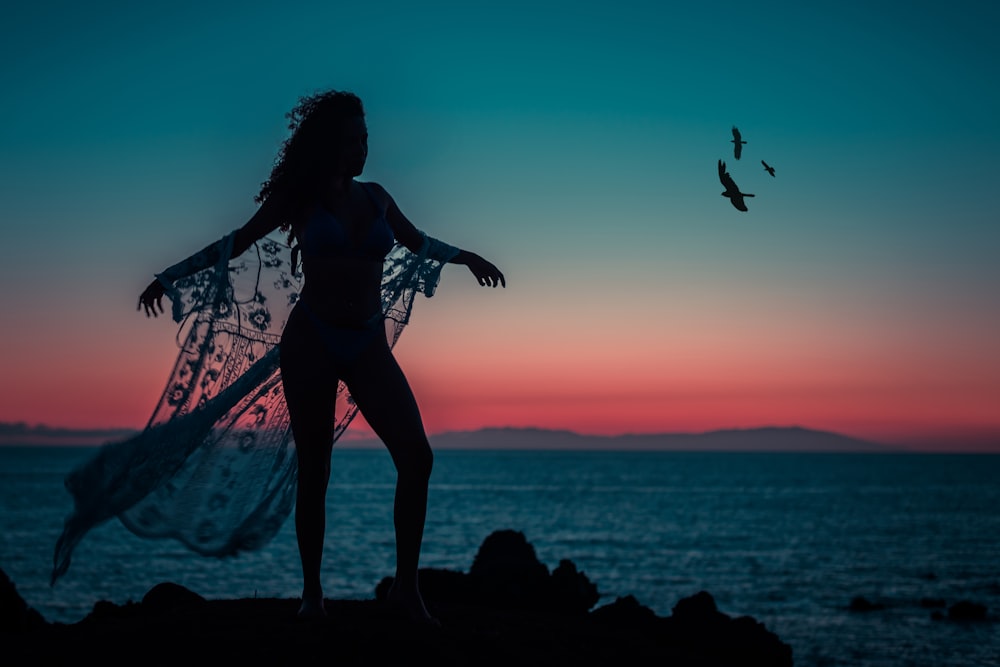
<box><xmin>138</xmin><ymin>279</ymin><xmax>167</xmax><ymax>317</ymax></box>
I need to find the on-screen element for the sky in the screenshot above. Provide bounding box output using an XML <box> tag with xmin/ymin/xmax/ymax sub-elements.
<box><xmin>1</xmin><ymin>0</ymin><xmax>998</xmax><ymax>450</ymax></box>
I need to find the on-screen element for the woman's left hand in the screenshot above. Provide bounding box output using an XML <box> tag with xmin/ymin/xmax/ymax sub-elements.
<box><xmin>461</xmin><ymin>251</ymin><xmax>506</xmax><ymax>288</ymax></box>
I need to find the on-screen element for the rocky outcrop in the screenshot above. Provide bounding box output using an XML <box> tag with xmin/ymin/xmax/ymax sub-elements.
<box><xmin>0</xmin><ymin>569</ymin><xmax>45</xmax><ymax>633</ymax></box>
<box><xmin>2</xmin><ymin>529</ymin><xmax>793</xmax><ymax>666</ymax></box>
<box><xmin>376</xmin><ymin>528</ymin><xmax>600</xmax><ymax>614</ymax></box>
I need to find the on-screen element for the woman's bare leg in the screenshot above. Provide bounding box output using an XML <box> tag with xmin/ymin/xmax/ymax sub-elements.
<box><xmin>345</xmin><ymin>339</ymin><xmax>436</xmax><ymax>623</ymax></box>
<box><xmin>289</xmin><ymin>407</ymin><xmax>334</xmax><ymax>618</ymax></box>
<box><xmin>281</xmin><ymin>312</ymin><xmax>338</xmax><ymax>618</ymax></box>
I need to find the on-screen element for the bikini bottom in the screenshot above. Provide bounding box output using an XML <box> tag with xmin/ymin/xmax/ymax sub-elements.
<box><xmin>279</xmin><ymin>302</ymin><xmax>386</xmax><ymax>378</ymax></box>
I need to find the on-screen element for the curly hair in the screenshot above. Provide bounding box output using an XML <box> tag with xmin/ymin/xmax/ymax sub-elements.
<box><xmin>255</xmin><ymin>89</ymin><xmax>365</xmax><ymax>231</ymax></box>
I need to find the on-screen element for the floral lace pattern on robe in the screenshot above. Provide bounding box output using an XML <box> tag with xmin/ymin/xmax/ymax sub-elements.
<box><xmin>51</xmin><ymin>232</ymin><xmax>457</xmax><ymax>585</ymax></box>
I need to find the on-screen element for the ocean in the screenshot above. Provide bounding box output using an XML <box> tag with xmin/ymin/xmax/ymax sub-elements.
<box><xmin>1</xmin><ymin>445</ymin><xmax>998</xmax><ymax>667</ymax></box>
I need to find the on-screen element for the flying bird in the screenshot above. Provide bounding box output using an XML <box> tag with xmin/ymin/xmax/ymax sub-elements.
<box><xmin>718</xmin><ymin>160</ymin><xmax>754</xmax><ymax>212</ymax></box>
<box><xmin>731</xmin><ymin>126</ymin><xmax>746</xmax><ymax>160</ymax></box>
<box><xmin>762</xmin><ymin>160</ymin><xmax>775</xmax><ymax>177</ymax></box>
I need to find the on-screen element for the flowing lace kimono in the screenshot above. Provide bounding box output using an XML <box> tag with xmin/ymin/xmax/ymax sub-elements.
<box><xmin>51</xmin><ymin>232</ymin><xmax>457</xmax><ymax>585</ymax></box>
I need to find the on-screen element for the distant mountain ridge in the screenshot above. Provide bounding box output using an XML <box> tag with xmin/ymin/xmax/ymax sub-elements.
<box><xmin>0</xmin><ymin>422</ymin><xmax>138</xmax><ymax>446</ymax></box>
<box><xmin>0</xmin><ymin>421</ymin><xmax>890</xmax><ymax>452</ymax></box>
<box><xmin>354</xmin><ymin>425</ymin><xmax>892</xmax><ymax>452</ymax></box>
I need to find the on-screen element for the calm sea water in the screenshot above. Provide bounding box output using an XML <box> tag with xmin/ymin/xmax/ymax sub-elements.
<box><xmin>1</xmin><ymin>445</ymin><xmax>998</xmax><ymax>667</ymax></box>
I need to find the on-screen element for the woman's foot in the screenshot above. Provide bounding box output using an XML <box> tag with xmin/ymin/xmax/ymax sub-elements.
<box><xmin>387</xmin><ymin>581</ymin><xmax>440</xmax><ymax>627</ymax></box>
<box><xmin>298</xmin><ymin>589</ymin><xmax>327</xmax><ymax>620</ymax></box>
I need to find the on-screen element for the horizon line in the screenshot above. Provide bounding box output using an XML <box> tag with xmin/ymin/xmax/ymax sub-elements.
<box><xmin>1</xmin><ymin>421</ymin><xmax>998</xmax><ymax>453</ymax></box>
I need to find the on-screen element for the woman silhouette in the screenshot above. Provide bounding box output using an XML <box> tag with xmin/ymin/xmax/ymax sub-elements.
<box><xmin>138</xmin><ymin>90</ymin><xmax>505</xmax><ymax>623</ymax></box>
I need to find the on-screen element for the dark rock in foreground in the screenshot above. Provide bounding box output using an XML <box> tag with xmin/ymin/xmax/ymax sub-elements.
<box><xmin>376</xmin><ymin>529</ymin><xmax>601</xmax><ymax>615</ymax></box>
<box><xmin>1</xmin><ymin>569</ymin><xmax>45</xmax><ymax>634</ymax></box>
<box><xmin>946</xmin><ymin>600</ymin><xmax>988</xmax><ymax>621</ymax></box>
<box><xmin>2</xmin><ymin>529</ymin><xmax>793</xmax><ymax>666</ymax></box>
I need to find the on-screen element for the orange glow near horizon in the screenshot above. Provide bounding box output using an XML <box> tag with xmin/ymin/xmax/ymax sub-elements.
<box><xmin>2</xmin><ymin>280</ymin><xmax>998</xmax><ymax>451</ymax></box>
<box><xmin>5</xmin><ymin>348</ymin><xmax>998</xmax><ymax>443</ymax></box>
<box><xmin>5</xmin><ymin>376</ymin><xmax>999</xmax><ymax>450</ymax></box>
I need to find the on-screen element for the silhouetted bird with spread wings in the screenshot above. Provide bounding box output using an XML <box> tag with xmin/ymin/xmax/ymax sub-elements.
<box><xmin>762</xmin><ymin>160</ymin><xmax>775</xmax><ymax>177</ymax></box>
<box><xmin>731</xmin><ymin>126</ymin><xmax>746</xmax><ymax>160</ymax></box>
<box><xmin>718</xmin><ymin>160</ymin><xmax>754</xmax><ymax>211</ymax></box>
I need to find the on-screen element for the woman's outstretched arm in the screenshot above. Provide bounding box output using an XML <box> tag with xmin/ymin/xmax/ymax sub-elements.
<box><xmin>138</xmin><ymin>194</ymin><xmax>288</xmax><ymax>317</ymax></box>
<box><xmin>449</xmin><ymin>248</ymin><xmax>506</xmax><ymax>288</ymax></box>
<box><xmin>375</xmin><ymin>182</ymin><xmax>506</xmax><ymax>289</ymax></box>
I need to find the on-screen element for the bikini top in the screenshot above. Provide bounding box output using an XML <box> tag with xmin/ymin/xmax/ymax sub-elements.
<box><xmin>298</xmin><ymin>183</ymin><xmax>395</xmax><ymax>263</ymax></box>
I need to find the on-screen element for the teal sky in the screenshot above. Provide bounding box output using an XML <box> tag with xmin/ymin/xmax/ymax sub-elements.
<box><xmin>1</xmin><ymin>0</ymin><xmax>998</xmax><ymax>447</ymax></box>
